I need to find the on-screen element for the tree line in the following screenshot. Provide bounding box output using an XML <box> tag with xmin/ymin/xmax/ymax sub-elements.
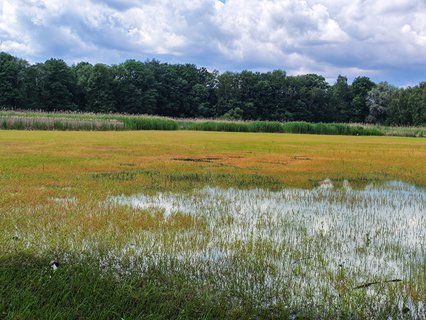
<box><xmin>1</xmin><ymin>52</ymin><xmax>425</xmax><ymax>125</ymax></box>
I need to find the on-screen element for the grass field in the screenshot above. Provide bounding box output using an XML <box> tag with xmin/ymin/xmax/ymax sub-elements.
<box><xmin>1</xmin><ymin>130</ymin><xmax>426</xmax><ymax>319</ymax></box>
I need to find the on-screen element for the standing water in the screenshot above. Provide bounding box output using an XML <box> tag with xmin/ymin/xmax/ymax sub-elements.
<box><xmin>110</xmin><ymin>180</ymin><xmax>426</xmax><ymax>317</ymax></box>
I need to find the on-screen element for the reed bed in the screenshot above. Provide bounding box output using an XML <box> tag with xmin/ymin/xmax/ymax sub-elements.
<box><xmin>372</xmin><ymin>125</ymin><xmax>426</xmax><ymax>138</ymax></box>
<box><xmin>0</xmin><ymin>116</ymin><xmax>124</xmax><ymax>131</ymax></box>
<box><xmin>178</xmin><ymin>120</ymin><xmax>285</xmax><ymax>133</ymax></box>
<box><xmin>0</xmin><ymin>115</ymin><xmax>178</xmax><ymax>131</ymax></box>
<box><xmin>178</xmin><ymin>120</ymin><xmax>384</xmax><ymax>135</ymax></box>
<box><xmin>119</xmin><ymin>116</ymin><xmax>178</xmax><ymax>130</ymax></box>
<box><xmin>281</xmin><ymin>122</ymin><xmax>383</xmax><ymax>136</ymax></box>
<box><xmin>1</xmin><ymin>110</ymin><xmax>425</xmax><ymax>136</ymax></box>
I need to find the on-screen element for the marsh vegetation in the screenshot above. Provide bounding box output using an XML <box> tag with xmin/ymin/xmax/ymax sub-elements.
<box><xmin>1</xmin><ymin>131</ymin><xmax>426</xmax><ymax>319</ymax></box>
<box><xmin>109</xmin><ymin>181</ymin><xmax>426</xmax><ymax>317</ymax></box>
<box><xmin>2</xmin><ymin>110</ymin><xmax>426</xmax><ymax>137</ymax></box>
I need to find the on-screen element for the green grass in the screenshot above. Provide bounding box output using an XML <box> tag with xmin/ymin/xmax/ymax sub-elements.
<box><xmin>3</xmin><ymin>251</ymin><xmax>415</xmax><ymax>319</ymax></box>
<box><xmin>1</xmin><ymin>255</ymin><xmax>289</xmax><ymax>320</ymax></box>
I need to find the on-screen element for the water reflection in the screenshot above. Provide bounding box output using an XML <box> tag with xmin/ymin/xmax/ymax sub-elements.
<box><xmin>109</xmin><ymin>180</ymin><xmax>426</xmax><ymax>315</ymax></box>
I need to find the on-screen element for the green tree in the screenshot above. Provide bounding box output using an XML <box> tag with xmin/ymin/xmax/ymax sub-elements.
<box><xmin>238</xmin><ymin>70</ymin><xmax>260</xmax><ymax>119</ymax></box>
<box><xmin>36</xmin><ymin>59</ymin><xmax>78</xmax><ymax>111</ymax></box>
<box><xmin>113</xmin><ymin>60</ymin><xmax>157</xmax><ymax>114</ymax></box>
<box><xmin>0</xmin><ymin>52</ymin><xmax>29</xmax><ymax>108</ymax></box>
<box><xmin>222</xmin><ymin>107</ymin><xmax>244</xmax><ymax>120</ymax></box>
<box><xmin>264</xmin><ymin>70</ymin><xmax>289</xmax><ymax>121</ymax></box>
<box><xmin>413</xmin><ymin>82</ymin><xmax>426</xmax><ymax>125</ymax></box>
<box><xmin>86</xmin><ymin>64</ymin><xmax>116</xmax><ymax>113</ymax></box>
<box><xmin>21</xmin><ymin>63</ymin><xmax>43</xmax><ymax>109</ymax></box>
<box><xmin>330</xmin><ymin>75</ymin><xmax>352</xmax><ymax>122</ymax></box>
<box><xmin>72</xmin><ymin>62</ymin><xmax>93</xmax><ymax>111</ymax></box>
<box><xmin>2</xmin><ymin>51</ymin><xmax>425</xmax><ymax>125</ymax></box>
<box><xmin>350</xmin><ymin>76</ymin><xmax>376</xmax><ymax>122</ymax></box>
<box><xmin>365</xmin><ymin>82</ymin><xmax>397</xmax><ymax>124</ymax></box>
<box><xmin>215</xmin><ymin>72</ymin><xmax>241</xmax><ymax>117</ymax></box>
<box><xmin>387</xmin><ymin>83</ymin><xmax>426</xmax><ymax>125</ymax></box>
<box><xmin>284</xmin><ymin>74</ymin><xmax>330</xmax><ymax>122</ymax></box>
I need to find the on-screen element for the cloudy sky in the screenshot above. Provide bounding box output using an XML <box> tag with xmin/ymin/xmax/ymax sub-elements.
<box><xmin>1</xmin><ymin>0</ymin><xmax>426</xmax><ymax>85</ymax></box>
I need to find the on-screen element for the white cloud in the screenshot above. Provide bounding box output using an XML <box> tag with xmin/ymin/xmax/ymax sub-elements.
<box><xmin>1</xmin><ymin>0</ymin><xmax>426</xmax><ymax>84</ymax></box>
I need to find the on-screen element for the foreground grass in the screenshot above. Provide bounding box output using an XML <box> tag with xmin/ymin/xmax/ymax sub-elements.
<box><xmin>1</xmin><ymin>130</ymin><xmax>426</xmax><ymax>319</ymax></box>
<box><xmin>1</xmin><ymin>255</ymin><xmax>286</xmax><ymax>320</ymax></box>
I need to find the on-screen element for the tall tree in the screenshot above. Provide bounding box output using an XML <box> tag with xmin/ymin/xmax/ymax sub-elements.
<box><xmin>215</xmin><ymin>72</ymin><xmax>241</xmax><ymax>117</ymax></box>
<box><xmin>285</xmin><ymin>74</ymin><xmax>331</xmax><ymax>122</ymax></box>
<box><xmin>387</xmin><ymin>82</ymin><xmax>426</xmax><ymax>126</ymax></box>
<box><xmin>350</xmin><ymin>76</ymin><xmax>376</xmax><ymax>122</ymax></box>
<box><xmin>1</xmin><ymin>52</ymin><xmax>425</xmax><ymax>125</ymax></box>
<box><xmin>365</xmin><ymin>82</ymin><xmax>397</xmax><ymax>124</ymax></box>
<box><xmin>0</xmin><ymin>52</ymin><xmax>28</xmax><ymax>108</ymax></box>
<box><xmin>36</xmin><ymin>59</ymin><xmax>78</xmax><ymax>111</ymax></box>
<box><xmin>72</xmin><ymin>62</ymin><xmax>93</xmax><ymax>111</ymax></box>
<box><xmin>113</xmin><ymin>60</ymin><xmax>157</xmax><ymax>114</ymax></box>
<box><xmin>330</xmin><ymin>75</ymin><xmax>352</xmax><ymax>122</ymax></box>
<box><xmin>86</xmin><ymin>64</ymin><xmax>116</xmax><ymax>113</ymax></box>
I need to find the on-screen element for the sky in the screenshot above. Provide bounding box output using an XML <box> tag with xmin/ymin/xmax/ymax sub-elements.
<box><xmin>1</xmin><ymin>0</ymin><xmax>426</xmax><ymax>86</ymax></box>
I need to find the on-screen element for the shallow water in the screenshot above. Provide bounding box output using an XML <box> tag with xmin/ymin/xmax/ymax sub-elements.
<box><xmin>109</xmin><ymin>180</ymin><xmax>426</xmax><ymax>316</ymax></box>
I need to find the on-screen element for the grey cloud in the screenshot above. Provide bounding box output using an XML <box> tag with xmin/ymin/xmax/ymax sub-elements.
<box><xmin>0</xmin><ymin>0</ymin><xmax>425</xmax><ymax>84</ymax></box>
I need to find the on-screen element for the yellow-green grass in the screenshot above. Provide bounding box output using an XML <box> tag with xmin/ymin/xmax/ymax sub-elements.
<box><xmin>1</xmin><ymin>131</ymin><xmax>425</xmax><ymax>251</ymax></box>
<box><xmin>1</xmin><ymin>130</ymin><xmax>425</xmax><ymax>197</ymax></box>
<box><xmin>1</xmin><ymin>130</ymin><xmax>426</xmax><ymax>319</ymax></box>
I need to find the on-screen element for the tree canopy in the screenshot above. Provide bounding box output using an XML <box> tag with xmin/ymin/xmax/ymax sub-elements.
<box><xmin>0</xmin><ymin>52</ymin><xmax>424</xmax><ymax>125</ymax></box>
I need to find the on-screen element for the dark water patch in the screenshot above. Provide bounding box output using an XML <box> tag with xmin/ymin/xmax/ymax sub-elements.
<box><xmin>292</xmin><ymin>156</ymin><xmax>312</xmax><ymax>161</ymax></box>
<box><xmin>172</xmin><ymin>157</ymin><xmax>222</xmax><ymax>163</ymax></box>
<box><xmin>92</xmin><ymin>171</ymin><xmax>139</xmax><ymax>181</ymax></box>
<box><xmin>119</xmin><ymin>163</ymin><xmax>137</xmax><ymax>167</ymax></box>
<box><xmin>91</xmin><ymin>169</ymin><xmax>161</xmax><ymax>181</ymax></box>
<box><xmin>91</xmin><ymin>169</ymin><xmax>283</xmax><ymax>190</ymax></box>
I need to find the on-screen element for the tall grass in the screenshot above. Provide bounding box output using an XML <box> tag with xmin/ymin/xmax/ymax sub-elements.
<box><xmin>179</xmin><ymin>120</ymin><xmax>285</xmax><ymax>133</ymax></box>
<box><xmin>281</xmin><ymin>122</ymin><xmax>383</xmax><ymax>136</ymax></box>
<box><xmin>365</xmin><ymin>124</ymin><xmax>426</xmax><ymax>137</ymax></box>
<box><xmin>0</xmin><ymin>116</ymin><xmax>124</xmax><ymax>131</ymax></box>
<box><xmin>118</xmin><ymin>116</ymin><xmax>178</xmax><ymax>130</ymax></box>
<box><xmin>0</xmin><ymin>115</ymin><xmax>178</xmax><ymax>131</ymax></box>
<box><xmin>0</xmin><ymin>110</ymin><xmax>424</xmax><ymax>137</ymax></box>
<box><xmin>179</xmin><ymin>120</ymin><xmax>384</xmax><ymax>136</ymax></box>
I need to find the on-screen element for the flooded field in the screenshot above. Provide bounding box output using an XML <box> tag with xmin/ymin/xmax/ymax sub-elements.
<box><xmin>107</xmin><ymin>181</ymin><xmax>426</xmax><ymax>317</ymax></box>
<box><xmin>1</xmin><ymin>131</ymin><xmax>426</xmax><ymax>318</ymax></box>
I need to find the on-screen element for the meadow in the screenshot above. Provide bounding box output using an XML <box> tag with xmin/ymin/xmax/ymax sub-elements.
<box><xmin>1</xmin><ymin>130</ymin><xmax>426</xmax><ymax>319</ymax></box>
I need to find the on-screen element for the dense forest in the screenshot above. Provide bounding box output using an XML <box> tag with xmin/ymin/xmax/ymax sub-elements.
<box><xmin>0</xmin><ymin>52</ymin><xmax>425</xmax><ymax>125</ymax></box>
